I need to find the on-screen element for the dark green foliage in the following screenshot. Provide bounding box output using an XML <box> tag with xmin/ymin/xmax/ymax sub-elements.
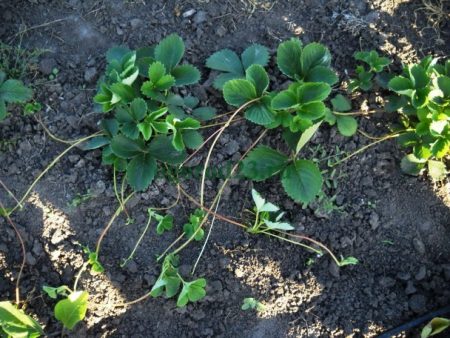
<box><xmin>91</xmin><ymin>34</ymin><xmax>215</xmax><ymax>192</ymax></box>
<box><xmin>206</xmin><ymin>44</ymin><xmax>269</xmax><ymax>89</ymax></box>
<box><xmin>349</xmin><ymin>50</ymin><xmax>391</xmax><ymax>92</ymax></box>
<box><xmin>388</xmin><ymin>57</ymin><xmax>449</xmax><ymax>179</ymax></box>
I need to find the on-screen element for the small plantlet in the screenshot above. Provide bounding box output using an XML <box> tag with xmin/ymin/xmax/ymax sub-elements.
<box><xmin>387</xmin><ymin>56</ymin><xmax>449</xmax><ymax>180</ymax></box>
<box><xmin>348</xmin><ymin>50</ymin><xmax>391</xmax><ymax>92</ymax></box>
<box><xmin>0</xmin><ymin>301</ymin><xmax>44</xmax><ymax>337</ymax></box>
<box><xmin>48</xmin><ymin>67</ymin><xmax>59</xmax><ymax>80</ymax></box>
<box><xmin>183</xmin><ymin>208</ymin><xmax>206</xmax><ymax>241</ymax></box>
<box><xmin>0</xmin><ymin>71</ymin><xmax>33</xmax><ymax>120</ymax></box>
<box><xmin>23</xmin><ymin>101</ymin><xmax>42</xmax><ymax>116</ymax></box>
<box><xmin>67</xmin><ymin>190</ymin><xmax>94</xmax><ymax>208</ymax></box>
<box><xmin>241</xmin><ymin>298</ymin><xmax>265</xmax><ymax>312</ymax></box>
<box><xmin>421</xmin><ymin>317</ymin><xmax>450</xmax><ymax>338</ymax></box>
<box><xmin>248</xmin><ymin>189</ymin><xmax>294</xmax><ymax>234</ymax></box>
<box><xmin>338</xmin><ymin>256</ymin><xmax>359</xmax><ymax>266</ymax></box>
<box><xmin>82</xmin><ymin>245</ymin><xmax>104</xmax><ymax>274</ymax></box>
<box><xmin>150</xmin><ymin>254</ymin><xmax>206</xmax><ymax>307</ymax></box>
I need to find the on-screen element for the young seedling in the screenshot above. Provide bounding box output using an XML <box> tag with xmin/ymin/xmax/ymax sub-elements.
<box><xmin>348</xmin><ymin>50</ymin><xmax>391</xmax><ymax>92</ymax></box>
<box><xmin>67</xmin><ymin>190</ymin><xmax>94</xmax><ymax>208</ymax></box>
<box><xmin>241</xmin><ymin>298</ymin><xmax>265</xmax><ymax>312</ymax></box>
<box><xmin>150</xmin><ymin>254</ymin><xmax>206</xmax><ymax>307</ymax></box>
<box><xmin>248</xmin><ymin>189</ymin><xmax>294</xmax><ymax>234</ymax></box>
<box><xmin>0</xmin><ymin>71</ymin><xmax>33</xmax><ymax>120</ymax></box>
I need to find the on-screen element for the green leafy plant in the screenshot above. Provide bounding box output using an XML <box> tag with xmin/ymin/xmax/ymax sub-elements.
<box><xmin>349</xmin><ymin>50</ymin><xmax>391</xmax><ymax>92</ymax></box>
<box><xmin>209</xmin><ymin>38</ymin><xmax>356</xmax><ymax>204</ymax></box>
<box><xmin>248</xmin><ymin>189</ymin><xmax>294</xmax><ymax>233</ymax></box>
<box><xmin>151</xmin><ymin>210</ymin><xmax>174</xmax><ymax>235</ymax></box>
<box><xmin>82</xmin><ymin>245</ymin><xmax>104</xmax><ymax>274</ymax></box>
<box><xmin>150</xmin><ymin>254</ymin><xmax>206</xmax><ymax>307</ymax></box>
<box><xmin>0</xmin><ymin>71</ymin><xmax>33</xmax><ymax>120</ymax></box>
<box><xmin>88</xmin><ymin>34</ymin><xmax>215</xmax><ymax>192</ymax></box>
<box><xmin>421</xmin><ymin>317</ymin><xmax>450</xmax><ymax>338</ymax></box>
<box><xmin>206</xmin><ymin>44</ymin><xmax>269</xmax><ymax>89</ymax></box>
<box><xmin>183</xmin><ymin>208</ymin><xmax>206</xmax><ymax>241</ymax></box>
<box><xmin>241</xmin><ymin>297</ymin><xmax>265</xmax><ymax>312</ymax></box>
<box><xmin>0</xmin><ymin>301</ymin><xmax>43</xmax><ymax>338</ymax></box>
<box><xmin>387</xmin><ymin>57</ymin><xmax>449</xmax><ymax>180</ymax></box>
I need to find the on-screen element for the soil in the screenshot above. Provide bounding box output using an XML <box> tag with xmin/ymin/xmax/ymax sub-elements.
<box><xmin>1</xmin><ymin>0</ymin><xmax>450</xmax><ymax>337</ymax></box>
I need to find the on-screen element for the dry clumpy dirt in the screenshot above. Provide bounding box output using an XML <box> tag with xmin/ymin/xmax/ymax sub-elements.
<box><xmin>1</xmin><ymin>0</ymin><xmax>450</xmax><ymax>337</ymax></box>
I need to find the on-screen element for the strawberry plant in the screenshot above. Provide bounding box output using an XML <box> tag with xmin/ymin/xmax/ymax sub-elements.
<box><xmin>87</xmin><ymin>34</ymin><xmax>215</xmax><ymax>192</ymax></box>
<box><xmin>248</xmin><ymin>189</ymin><xmax>294</xmax><ymax>233</ymax></box>
<box><xmin>208</xmin><ymin>38</ymin><xmax>359</xmax><ymax>204</ymax></box>
<box><xmin>348</xmin><ymin>50</ymin><xmax>391</xmax><ymax>92</ymax></box>
<box><xmin>387</xmin><ymin>57</ymin><xmax>449</xmax><ymax>180</ymax></box>
<box><xmin>150</xmin><ymin>254</ymin><xmax>206</xmax><ymax>307</ymax></box>
<box><xmin>0</xmin><ymin>71</ymin><xmax>33</xmax><ymax>120</ymax></box>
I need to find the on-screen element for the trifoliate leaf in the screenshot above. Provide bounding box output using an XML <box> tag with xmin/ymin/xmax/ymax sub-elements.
<box><xmin>176</xmin><ymin>278</ymin><xmax>207</xmax><ymax>307</ymax></box>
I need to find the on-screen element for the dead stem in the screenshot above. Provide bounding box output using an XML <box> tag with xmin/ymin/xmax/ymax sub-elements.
<box><xmin>0</xmin><ymin>199</ymin><xmax>26</xmax><ymax>305</ymax></box>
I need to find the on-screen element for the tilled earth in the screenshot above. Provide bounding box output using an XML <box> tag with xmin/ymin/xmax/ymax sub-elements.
<box><xmin>1</xmin><ymin>0</ymin><xmax>450</xmax><ymax>337</ymax></box>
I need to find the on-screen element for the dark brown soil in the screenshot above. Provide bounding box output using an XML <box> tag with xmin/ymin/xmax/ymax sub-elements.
<box><xmin>1</xmin><ymin>0</ymin><xmax>449</xmax><ymax>337</ymax></box>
